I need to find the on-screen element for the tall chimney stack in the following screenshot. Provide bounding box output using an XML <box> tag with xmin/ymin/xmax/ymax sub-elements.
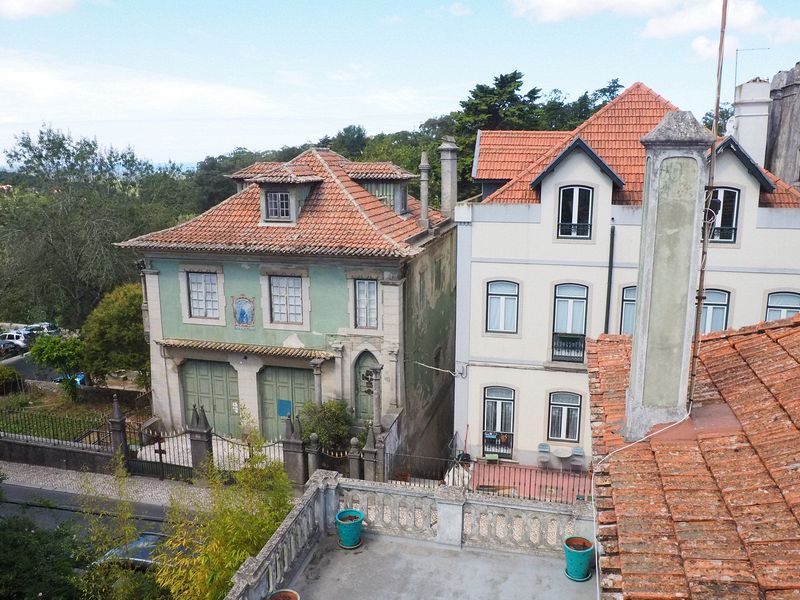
<box><xmin>625</xmin><ymin>111</ymin><xmax>714</xmax><ymax>440</ymax></box>
<box><xmin>727</xmin><ymin>78</ymin><xmax>771</xmax><ymax>166</ymax></box>
<box><xmin>439</xmin><ymin>136</ymin><xmax>458</xmax><ymax>218</ymax></box>
<box><xmin>418</xmin><ymin>151</ymin><xmax>430</xmax><ymax>230</ymax></box>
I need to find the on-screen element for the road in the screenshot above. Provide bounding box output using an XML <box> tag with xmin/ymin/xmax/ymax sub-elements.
<box><xmin>1</xmin><ymin>352</ymin><xmax>56</xmax><ymax>380</ymax></box>
<box><xmin>1</xmin><ymin>483</ymin><xmax>166</xmax><ymax>531</ymax></box>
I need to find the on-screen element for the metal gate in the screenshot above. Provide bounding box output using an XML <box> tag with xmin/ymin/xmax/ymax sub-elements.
<box><xmin>126</xmin><ymin>425</ymin><xmax>194</xmax><ymax>482</ymax></box>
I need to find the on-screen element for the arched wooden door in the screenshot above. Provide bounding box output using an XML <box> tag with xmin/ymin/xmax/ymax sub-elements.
<box><xmin>354</xmin><ymin>352</ymin><xmax>380</xmax><ymax>422</ymax></box>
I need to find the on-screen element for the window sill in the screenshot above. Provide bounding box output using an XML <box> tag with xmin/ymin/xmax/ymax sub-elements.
<box><xmin>182</xmin><ymin>316</ymin><xmax>226</xmax><ymax>327</ymax></box>
<box><xmin>543</xmin><ymin>361</ymin><xmax>587</xmax><ymax>373</ymax></box>
<box><xmin>265</xmin><ymin>321</ymin><xmax>310</xmax><ymax>332</ymax></box>
<box><xmin>258</xmin><ymin>220</ymin><xmax>297</xmax><ymax>228</ymax></box>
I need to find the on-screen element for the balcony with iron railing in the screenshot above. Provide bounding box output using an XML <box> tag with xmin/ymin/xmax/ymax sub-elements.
<box><xmin>557</xmin><ymin>222</ymin><xmax>592</xmax><ymax>239</ymax></box>
<box><xmin>482</xmin><ymin>430</ymin><xmax>514</xmax><ymax>459</ymax></box>
<box><xmin>551</xmin><ymin>333</ymin><xmax>586</xmax><ymax>363</ymax></box>
<box><xmin>708</xmin><ymin>225</ymin><xmax>737</xmax><ymax>243</ymax></box>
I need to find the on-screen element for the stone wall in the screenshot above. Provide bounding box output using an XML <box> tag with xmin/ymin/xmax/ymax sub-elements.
<box><xmin>766</xmin><ymin>62</ymin><xmax>800</xmax><ymax>189</ymax></box>
<box><xmin>0</xmin><ymin>437</ymin><xmax>113</xmax><ymax>473</ymax></box>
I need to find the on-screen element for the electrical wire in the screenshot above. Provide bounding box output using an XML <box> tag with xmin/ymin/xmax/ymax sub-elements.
<box><xmin>412</xmin><ymin>360</ymin><xmax>458</xmax><ymax>377</ymax></box>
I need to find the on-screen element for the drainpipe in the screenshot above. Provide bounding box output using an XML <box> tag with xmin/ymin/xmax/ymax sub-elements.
<box><xmin>603</xmin><ymin>219</ymin><xmax>616</xmax><ymax>334</ymax></box>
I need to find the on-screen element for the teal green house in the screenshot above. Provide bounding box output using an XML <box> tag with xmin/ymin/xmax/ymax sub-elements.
<box><xmin>121</xmin><ymin>148</ymin><xmax>456</xmax><ymax>456</ymax></box>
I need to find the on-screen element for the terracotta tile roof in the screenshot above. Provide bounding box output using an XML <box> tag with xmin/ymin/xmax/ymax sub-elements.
<box><xmin>589</xmin><ymin>315</ymin><xmax>800</xmax><ymax>598</ymax></box>
<box><xmin>120</xmin><ymin>148</ymin><xmax>446</xmax><ymax>258</ymax></box>
<box><xmin>157</xmin><ymin>338</ymin><xmax>334</xmax><ymax>360</ymax></box>
<box><xmin>229</xmin><ymin>162</ymin><xmax>284</xmax><ymax>180</ymax></box>
<box><xmin>472</xmin><ymin>130</ymin><xmax>571</xmax><ymax>181</ymax></box>
<box><xmin>481</xmin><ymin>82</ymin><xmax>800</xmax><ymax>208</ymax></box>
<box><xmin>247</xmin><ymin>163</ymin><xmax>323</xmax><ymax>184</ymax></box>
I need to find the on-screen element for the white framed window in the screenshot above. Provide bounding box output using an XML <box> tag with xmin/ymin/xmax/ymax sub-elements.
<box><xmin>187</xmin><ymin>272</ymin><xmax>219</xmax><ymax>318</ymax></box>
<box><xmin>548</xmin><ymin>392</ymin><xmax>581</xmax><ymax>442</ymax></box>
<box><xmin>620</xmin><ymin>286</ymin><xmax>637</xmax><ymax>334</ymax></box>
<box><xmin>699</xmin><ymin>289</ymin><xmax>729</xmax><ymax>333</ymax></box>
<box><xmin>553</xmin><ymin>284</ymin><xmax>587</xmax><ymax>362</ymax></box>
<box><xmin>558</xmin><ymin>186</ymin><xmax>593</xmax><ymax>239</ymax></box>
<box><xmin>486</xmin><ymin>281</ymin><xmax>519</xmax><ymax>333</ymax></box>
<box><xmin>766</xmin><ymin>292</ymin><xmax>800</xmax><ymax>321</ymax></box>
<box><xmin>266</xmin><ymin>191</ymin><xmax>291</xmax><ymax>220</ymax></box>
<box><xmin>707</xmin><ymin>187</ymin><xmax>739</xmax><ymax>243</ymax></box>
<box><xmin>270</xmin><ymin>276</ymin><xmax>303</xmax><ymax>324</ymax></box>
<box><xmin>483</xmin><ymin>386</ymin><xmax>514</xmax><ymax>457</ymax></box>
<box><xmin>355</xmin><ymin>279</ymin><xmax>378</xmax><ymax>329</ymax></box>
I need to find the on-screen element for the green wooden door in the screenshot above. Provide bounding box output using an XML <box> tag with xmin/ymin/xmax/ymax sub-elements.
<box><xmin>354</xmin><ymin>352</ymin><xmax>380</xmax><ymax>422</ymax></box>
<box><xmin>181</xmin><ymin>360</ymin><xmax>240</xmax><ymax>437</ymax></box>
<box><xmin>259</xmin><ymin>367</ymin><xmax>314</xmax><ymax>441</ymax></box>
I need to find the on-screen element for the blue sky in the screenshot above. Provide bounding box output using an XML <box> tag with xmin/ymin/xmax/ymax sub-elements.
<box><xmin>1</xmin><ymin>0</ymin><xmax>798</xmax><ymax>165</ymax></box>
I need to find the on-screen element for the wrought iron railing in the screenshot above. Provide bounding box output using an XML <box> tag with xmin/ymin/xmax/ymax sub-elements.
<box><xmin>551</xmin><ymin>332</ymin><xmax>586</xmax><ymax>362</ymax></box>
<box><xmin>482</xmin><ymin>430</ymin><xmax>513</xmax><ymax>459</ymax></box>
<box><xmin>557</xmin><ymin>222</ymin><xmax>591</xmax><ymax>238</ymax></box>
<box><xmin>709</xmin><ymin>225</ymin><xmax>737</xmax><ymax>242</ymax></box>
<box><xmin>0</xmin><ymin>408</ymin><xmax>110</xmax><ymax>450</ymax></box>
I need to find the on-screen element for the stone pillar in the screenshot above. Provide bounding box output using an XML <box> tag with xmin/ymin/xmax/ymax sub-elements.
<box><xmin>438</xmin><ymin>136</ymin><xmax>458</xmax><ymax>218</ymax></box>
<box><xmin>375</xmin><ymin>435</ymin><xmax>386</xmax><ymax>483</ymax></box>
<box><xmin>310</xmin><ymin>358</ymin><xmax>324</xmax><ymax>406</ymax></box>
<box><xmin>187</xmin><ymin>405</ymin><xmax>213</xmax><ymax>470</ymax></box>
<box><xmin>231</xmin><ymin>356</ymin><xmax>261</xmax><ymax>428</ymax></box>
<box><xmin>362</xmin><ymin>427</ymin><xmax>377</xmax><ymax>481</ymax></box>
<box><xmin>281</xmin><ymin>415</ymin><xmax>308</xmax><ymax>484</ymax></box>
<box><xmin>347</xmin><ymin>437</ymin><xmax>362</xmax><ymax>480</ymax></box>
<box><xmin>109</xmin><ymin>394</ymin><xmax>128</xmax><ymax>460</ymax></box>
<box><xmin>625</xmin><ymin>111</ymin><xmax>713</xmax><ymax>440</ymax></box>
<box><xmin>729</xmin><ymin>78</ymin><xmax>771</xmax><ymax>166</ymax></box>
<box><xmin>434</xmin><ymin>486</ymin><xmax>466</xmax><ymax>547</ymax></box>
<box><xmin>370</xmin><ymin>365</ymin><xmax>384</xmax><ymax>436</ymax></box>
<box><xmin>306</xmin><ymin>469</ymin><xmax>342</xmax><ymax>532</ymax></box>
<box><xmin>418</xmin><ymin>151</ymin><xmax>431</xmax><ymax>229</ymax></box>
<box><xmin>306</xmin><ymin>432</ymin><xmax>321</xmax><ymax>475</ymax></box>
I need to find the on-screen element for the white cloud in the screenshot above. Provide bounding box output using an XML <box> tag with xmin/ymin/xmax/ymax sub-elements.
<box><xmin>690</xmin><ymin>33</ymin><xmax>739</xmax><ymax>61</ymax></box>
<box><xmin>327</xmin><ymin>63</ymin><xmax>371</xmax><ymax>83</ymax></box>
<box><xmin>507</xmin><ymin>0</ymin><xmax>675</xmax><ymax>23</ymax></box>
<box><xmin>0</xmin><ymin>0</ymin><xmax>75</xmax><ymax>20</ymax></box>
<box><xmin>767</xmin><ymin>17</ymin><xmax>800</xmax><ymax>44</ymax></box>
<box><xmin>274</xmin><ymin>69</ymin><xmax>311</xmax><ymax>88</ymax></box>
<box><xmin>449</xmin><ymin>2</ymin><xmax>473</xmax><ymax>17</ymax></box>
<box><xmin>642</xmin><ymin>0</ymin><xmax>764</xmax><ymax>39</ymax></box>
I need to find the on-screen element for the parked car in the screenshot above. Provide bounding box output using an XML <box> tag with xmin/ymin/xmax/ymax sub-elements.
<box><xmin>94</xmin><ymin>532</ymin><xmax>168</xmax><ymax>570</ymax></box>
<box><xmin>0</xmin><ymin>330</ymin><xmax>32</xmax><ymax>350</ymax></box>
<box><xmin>52</xmin><ymin>372</ymin><xmax>89</xmax><ymax>386</ymax></box>
<box><xmin>25</xmin><ymin>322</ymin><xmax>61</xmax><ymax>337</ymax></box>
<box><xmin>0</xmin><ymin>340</ymin><xmax>19</xmax><ymax>359</ymax></box>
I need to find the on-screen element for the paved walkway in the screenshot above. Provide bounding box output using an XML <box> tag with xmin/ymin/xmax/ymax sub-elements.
<box><xmin>0</xmin><ymin>459</ymin><xmax>210</xmax><ymax>508</ymax></box>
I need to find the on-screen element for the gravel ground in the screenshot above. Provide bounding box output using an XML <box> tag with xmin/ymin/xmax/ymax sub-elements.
<box><xmin>0</xmin><ymin>459</ymin><xmax>210</xmax><ymax>508</ymax></box>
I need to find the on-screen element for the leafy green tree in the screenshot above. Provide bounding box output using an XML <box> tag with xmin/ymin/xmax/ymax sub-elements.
<box><xmin>81</xmin><ymin>282</ymin><xmax>149</xmax><ymax>389</ymax></box>
<box><xmin>30</xmin><ymin>335</ymin><xmax>84</xmax><ymax>402</ymax></box>
<box><xmin>75</xmin><ymin>455</ymin><xmax>169</xmax><ymax>600</ymax></box>
<box><xmin>325</xmin><ymin>124</ymin><xmax>368</xmax><ymax>159</ymax></box>
<box><xmin>0</xmin><ymin>127</ymin><xmax>197</xmax><ymax>328</ymax></box>
<box><xmin>0</xmin><ymin>517</ymin><xmax>80</xmax><ymax>599</ymax></box>
<box><xmin>703</xmin><ymin>102</ymin><xmax>734</xmax><ymax>132</ymax></box>
<box><xmin>155</xmin><ymin>454</ymin><xmax>292</xmax><ymax>600</ymax></box>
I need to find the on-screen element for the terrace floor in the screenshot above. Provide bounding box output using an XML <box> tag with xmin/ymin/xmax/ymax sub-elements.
<box><xmin>288</xmin><ymin>533</ymin><xmax>595</xmax><ymax>599</ymax></box>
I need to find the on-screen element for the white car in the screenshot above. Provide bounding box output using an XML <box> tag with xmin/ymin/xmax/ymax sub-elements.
<box><xmin>0</xmin><ymin>331</ymin><xmax>32</xmax><ymax>349</ymax></box>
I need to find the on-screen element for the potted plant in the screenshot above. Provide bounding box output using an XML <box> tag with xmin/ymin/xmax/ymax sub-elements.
<box><xmin>335</xmin><ymin>508</ymin><xmax>365</xmax><ymax>549</ymax></box>
<box><xmin>563</xmin><ymin>536</ymin><xmax>593</xmax><ymax>581</ymax></box>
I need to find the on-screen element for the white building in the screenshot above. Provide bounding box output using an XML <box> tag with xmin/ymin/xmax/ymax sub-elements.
<box><xmin>453</xmin><ymin>82</ymin><xmax>800</xmax><ymax>468</ymax></box>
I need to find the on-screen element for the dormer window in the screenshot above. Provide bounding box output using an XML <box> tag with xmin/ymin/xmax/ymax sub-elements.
<box><xmin>363</xmin><ymin>181</ymin><xmax>408</xmax><ymax>215</ymax></box>
<box><xmin>558</xmin><ymin>186</ymin><xmax>592</xmax><ymax>239</ymax></box>
<box><xmin>266</xmin><ymin>191</ymin><xmax>291</xmax><ymax>220</ymax></box>
<box><xmin>707</xmin><ymin>187</ymin><xmax>739</xmax><ymax>243</ymax></box>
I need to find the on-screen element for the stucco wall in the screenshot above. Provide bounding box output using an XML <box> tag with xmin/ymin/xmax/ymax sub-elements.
<box><xmin>402</xmin><ymin>229</ymin><xmax>456</xmax><ymax>457</ymax></box>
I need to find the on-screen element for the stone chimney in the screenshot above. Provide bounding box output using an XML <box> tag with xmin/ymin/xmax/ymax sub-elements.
<box><xmin>624</xmin><ymin>111</ymin><xmax>714</xmax><ymax>441</ymax></box>
<box><xmin>727</xmin><ymin>77</ymin><xmax>771</xmax><ymax>166</ymax></box>
<box><xmin>766</xmin><ymin>62</ymin><xmax>800</xmax><ymax>188</ymax></box>
<box><xmin>418</xmin><ymin>151</ymin><xmax>430</xmax><ymax>229</ymax></box>
<box><xmin>439</xmin><ymin>136</ymin><xmax>458</xmax><ymax>218</ymax></box>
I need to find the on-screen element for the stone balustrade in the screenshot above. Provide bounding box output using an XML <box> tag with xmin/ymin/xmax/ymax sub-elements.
<box><xmin>224</xmin><ymin>470</ymin><xmax>593</xmax><ymax>599</ymax></box>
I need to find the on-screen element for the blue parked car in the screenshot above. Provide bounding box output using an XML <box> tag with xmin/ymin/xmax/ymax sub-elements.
<box><xmin>52</xmin><ymin>372</ymin><xmax>88</xmax><ymax>385</ymax></box>
<box><xmin>94</xmin><ymin>532</ymin><xmax>168</xmax><ymax>570</ymax></box>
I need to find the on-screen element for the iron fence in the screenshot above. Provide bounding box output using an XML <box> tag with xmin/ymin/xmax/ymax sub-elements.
<box><xmin>321</xmin><ymin>447</ymin><xmax>350</xmax><ymax>477</ymax></box>
<box><xmin>551</xmin><ymin>332</ymin><xmax>586</xmax><ymax>362</ymax></box>
<box><xmin>127</xmin><ymin>426</ymin><xmax>193</xmax><ymax>482</ymax></box>
<box><xmin>212</xmin><ymin>433</ymin><xmax>283</xmax><ymax>473</ymax></box>
<box><xmin>0</xmin><ymin>408</ymin><xmax>111</xmax><ymax>451</ymax></box>
<box><xmin>383</xmin><ymin>451</ymin><xmax>591</xmax><ymax>504</ymax></box>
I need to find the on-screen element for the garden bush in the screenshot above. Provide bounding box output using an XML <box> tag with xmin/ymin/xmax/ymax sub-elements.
<box><xmin>298</xmin><ymin>399</ymin><xmax>354</xmax><ymax>450</ymax></box>
<box><xmin>0</xmin><ymin>365</ymin><xmax>22</xmax><ymax>395</ymax></box>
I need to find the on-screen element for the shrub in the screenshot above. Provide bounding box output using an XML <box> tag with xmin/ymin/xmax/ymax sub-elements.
<box><xmin>0</xmin><ymin>365</ymin><xmax>22</xmax><ymax>395</ymax></box>
<box><xmin>298</xmin><ymin>399</ymin><xmax>354</xmax><ymax>450</ymax></box>
<box><xmin>154</xmin><ymin>453</ymin><xmax>292</xmax><ymax>600</ymax></box>
<box><xmin>29</xmin><ymin>335</ymin><xmax>84</xmax><ymax>402</ymax></box>
<box><xmin>0</xmin><ymin>516</ymin><xmax>80</xmax><ymax>599</ymax></box>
